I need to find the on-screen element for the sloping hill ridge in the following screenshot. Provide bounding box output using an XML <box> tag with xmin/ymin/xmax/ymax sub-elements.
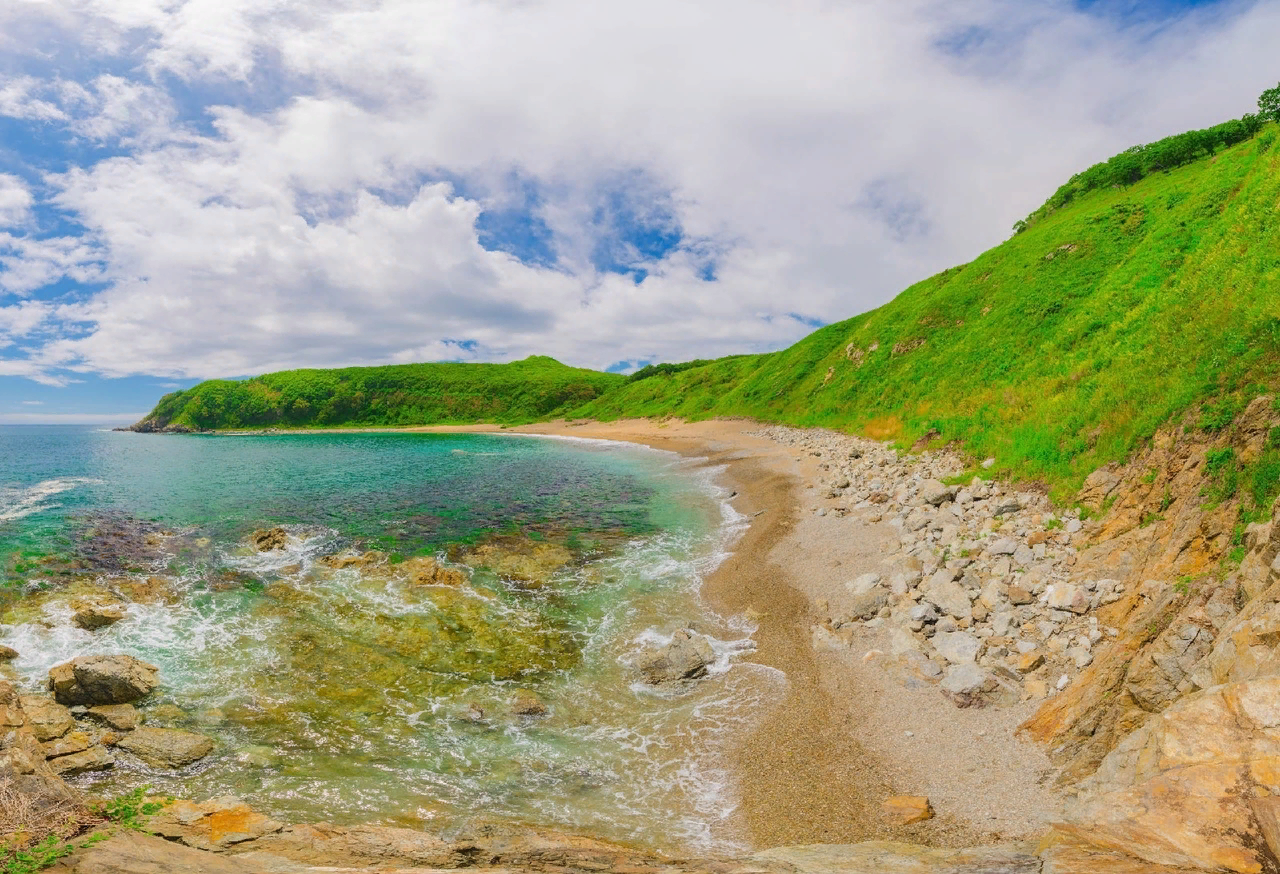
<box><xmin>135</xmin><ymin>122</ymin><xmax>1280</xmax><ymax>497</ymax></box>
<box><xmin>577</xmin><ymin>122</ymin><xmax>1280</xmax><ymax>496</ymax></box>
<box><xmin>130</xmin><ymin>356</ymin><xmax>624</xmax><ymax>431</ymax></box>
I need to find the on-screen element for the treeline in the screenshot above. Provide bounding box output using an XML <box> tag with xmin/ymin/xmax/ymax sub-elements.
<box><xmin>135</xmin><ymin>357</ymin><xmax>623</xmax><ymax>431</ymax></box>
<box><xmin>1019</xmin><ymin>114</ymin><xmax>1267</xmax><ymax>230</ymax></box>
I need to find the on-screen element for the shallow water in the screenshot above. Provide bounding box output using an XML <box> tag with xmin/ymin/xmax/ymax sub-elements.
<box><xmin>0</xmin><ymin>427</ymin><xmax>780</xmax><ymax>851</ymax></box>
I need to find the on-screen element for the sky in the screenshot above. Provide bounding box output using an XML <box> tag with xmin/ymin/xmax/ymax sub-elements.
<box><xmin>0</xmin><ymin>0</ymin><xmax>1277</xmax><ymax>423</ymax></box>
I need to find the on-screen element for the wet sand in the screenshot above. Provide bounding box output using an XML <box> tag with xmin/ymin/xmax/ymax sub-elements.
<box><xmin>411</xmin><ymin>419</ymin><xmax>1058</xmax><ymax>850</ymax></box>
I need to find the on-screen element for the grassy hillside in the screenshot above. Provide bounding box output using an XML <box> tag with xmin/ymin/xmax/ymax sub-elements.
<box><xmin>575</xmin><ymin>123</ymin><xmax>1280</xmax><ymax>497</ymax></box>
<box><xmin>133</xmin><ymin>357</ymin><xmax>623</xmax><ymax>431</ymax></box>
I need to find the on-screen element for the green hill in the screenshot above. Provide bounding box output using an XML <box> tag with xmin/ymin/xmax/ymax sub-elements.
<box><xmin>129</xmin><ymin>357</ymin><xmax>623</xmax><ymax>431</ymax></box>
<box><xmin>134</xmin><ymin>116</ymin><xmax>1280</xmax><ymax>500</ymax></box>
<box><xmin>575</xmin><ymin>120</ymin><xmax>1280</xmax><ymax>497</ymax></box>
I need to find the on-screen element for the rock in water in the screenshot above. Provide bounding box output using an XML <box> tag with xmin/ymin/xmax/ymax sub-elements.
<box><xmin>0</xmin><ymin>645</ymin><xmax>18</xmax><ymax>661</ymax></box>
<box><xmin>882</xmin><ymin>795</ymin><xmax>935</xmax><ymax>825</ymax></box>
<box><xmin>73</xmin><ymin>603</ymin><xmax>127</xmax><ymax>630</ymax></box>
<box><xmin>250</xmin><ymin>527</ymin><xmax>289</xmax><ymax>552</ymax></box>
<box><xmin>18</xmin><ymin>695</ymin><xmax>73</xmax><ymax>741</ymax></box>
<box><xmin>48</xmin><ymin>654</ymin><xmax>159</xmax><ymax>705</ymax></box>
<box><xmin>48</xmin><ymin>745</ymin><xmax>114</xmax><ymax>775</ymax></box>
<box><xmin>86</xmin><ymin>703</ymin><xmax>141</xmax><ymax>731</ymax></box>
<box><xmin>117</xmin><ymin>725</ymin><xmax>214</xmax><ymax>768</ymax></box>
<box><xmin>510</xmin><ymin>690</ymin><xmax>548</xmax><ymax>716</ymax></box>
<box><xmin>637</xmin><ymin>629</ymin><xmax>715</xmax><ymax>685</ymax></box>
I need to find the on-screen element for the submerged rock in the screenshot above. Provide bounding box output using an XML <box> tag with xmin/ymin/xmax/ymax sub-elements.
<box><xmin>462</xmin><ymin>539</ymin><xmax>574</xmax><ymax>588</ymax></box>
<box><xmin>117</xmin><ymin>725</ymin><xmax>214</xmax><ymax>768</ymax></box>
<box><xmin>250</xmin><ymin>527</ymin><xmax>289</xmax><ymax>552</ymax></box>
<box><xmin>49</xmin><ymin>654</ymin><xmax>159</xmax><ymax>705</ymax></box>
<box><xmin>510</xmin><ymin>689</ymin><xmax>548</xmax><ymax>717</ymax></box>
<box><xmin>636</xmin><ymin>629</ymin><xmax>715</xmax><ymax>686</ymax></box>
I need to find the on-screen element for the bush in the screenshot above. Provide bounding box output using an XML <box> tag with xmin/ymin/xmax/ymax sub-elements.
<box><xmin>1260</xmin><ymin>83</ymin><xmax>1280</xmax><ymax>123</ymax></box>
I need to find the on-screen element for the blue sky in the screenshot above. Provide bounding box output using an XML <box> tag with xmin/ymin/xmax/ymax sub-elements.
<box><xmin>0</xmin><ymin>0</ymin><xmax>1276</xmax><ymax>422</ymax></box>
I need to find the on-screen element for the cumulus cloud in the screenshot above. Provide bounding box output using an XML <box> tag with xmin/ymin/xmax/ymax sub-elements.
<box><xmin>0</xmin><ymin>0</ymin><xmax>1278</xmax><ymax>385</ymax></box>
<box><xmin>0</xmin><ymin>175</ymin><xmax>33</xmax><ymax>228</ymax></box>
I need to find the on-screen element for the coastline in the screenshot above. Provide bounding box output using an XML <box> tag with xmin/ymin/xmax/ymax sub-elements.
<box><xmin>408</xmin><ymin>419</ymin><xmax>1063</xmax><ymax>850</ymax></box>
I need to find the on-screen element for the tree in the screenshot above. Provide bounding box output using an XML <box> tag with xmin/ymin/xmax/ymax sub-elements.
<box><xmin>1260</xmin><ymin>83</ymin><xmax>1280</xmax><ymax>123</ymax></box>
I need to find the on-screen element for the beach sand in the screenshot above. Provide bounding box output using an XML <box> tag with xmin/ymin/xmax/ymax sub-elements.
<box><xmin>413</xmin><ymin>419</ymin><xmax>1063</xmax><ymax>851</ymax></box>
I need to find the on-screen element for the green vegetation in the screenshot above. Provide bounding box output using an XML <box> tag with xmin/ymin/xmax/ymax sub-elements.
<box><xmin>92</xmin><ymin>788</ymin><xmax>167</xmax><ymax>832</ymax></box>
<box><xmin>137</xmin><ymin>111</ymin><xmax>1280</xmax><ymax>503</ymax></box>
<box><xmin>1261</xmin><ymin>82</ymin><xmax>1280</xmax><ymax>123</ymax></box>
<box><xmin>136</xmin><ymin>356</ymin><xmax>622</xmax><ymax>431</ymax></box>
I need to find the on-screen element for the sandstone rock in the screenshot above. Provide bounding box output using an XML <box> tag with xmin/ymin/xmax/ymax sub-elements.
<box><xmin>49</xmin><ymin>654</ymin><xmax>159</xmax><ymax>705</ymax></box>
<box><xmin>117</xmin><ymin>725</ymin><xmax>214</xmax><ymax>768</ymax></box>
<box><xmin>510</xmin><ymin>689</ymin><xmax>548</xmax><ymax>717</ymax></box>
<box><xmin>85</xmin><ymin>703</ymin><xmax>141</xmax><ymax>731</ymax></box>
<box><xmin>49</xmin><ymin>744</ymin><xmax>113</xmax><ymax>775</ymax></box>
<box><xmin>41</xmin><ymin>729</ymin><xmax>93</xmax><ymax>759</ymax></box>
<box><xmin>753</xmin><ymin>841</ymin><xmax>1039</xmax><ymax>874</ymax></box>
<box><xmin>73</xmin><ymin>603</ymin><xmax>127</xmax><ymax>630</ymax></box>
<box><xmin>1008</xmin><ymin>584</ymin><xmax>1035</xmax><ymax>605</ymax></box>
<box><xmin>147</xmin><ymin>797</ymin><xmax>285</xmax><ymax>851</ymax></box>
<box><xmin>636</xmin><ymin>629</ymin><xmax>715</xmax><ymax>686</ymax></box>
<box><xmin>250</xmin><ymin>526</ymin><xmax>289</xmax><ymax>551</ymax></box>
<box><xmin>19</xmin><ymin>695</ymin><xmax>73</xmax><ymax>741</ymax></box>
<box><xmin>1061</xmin><ymin>675</ymin><xmax>1280</xmax><ymax>873</ymax></box>
<box><xmin>70</xmin><ymin>832</ymin><xmax>249</xmax><ymax>874</ymax></box>
<box><xmin>881</xmin><ymin>795</ymin><xmax>934</xmax><ymax>825</ymax></box>
<box><xmin>933</xmin><ymin>631</ymin><xmax>981</xmax><ymax>665</ymax></box>
<box><xmin>1016</xmin><ymin>651</ymin><xmax>1045</xmax><ymax>673</ymax></box>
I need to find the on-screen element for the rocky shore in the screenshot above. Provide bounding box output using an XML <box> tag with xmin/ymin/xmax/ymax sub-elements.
<box><xmin>14</xmin><ymin>410</ymin><xmax>1280</xmax><ymax>873</ymax></box>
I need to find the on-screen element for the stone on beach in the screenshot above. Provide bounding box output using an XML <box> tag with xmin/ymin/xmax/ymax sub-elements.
<box><xmin>881</xmin><ymin>795</ymin><xmax>935</xmax><ymax>825</ymax></box>
<box><xmin>636</xmin><ymin>629</ymin><xmax>715</xmax><ymax>685</ymax></box>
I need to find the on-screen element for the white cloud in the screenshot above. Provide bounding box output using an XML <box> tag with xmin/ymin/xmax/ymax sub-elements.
<box><xmin>0</xmin><ymin>0</ymin><xmax>1278</xmax><ymax>384</ymax></box>
<box><xmin>0</xmin><ymin>175</ymin><xmax>34</xmax><ymax>228</ymax></box>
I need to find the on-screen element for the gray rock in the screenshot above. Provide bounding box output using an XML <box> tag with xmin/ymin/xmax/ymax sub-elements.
<box><xmin>921</xmin><ymin>572</ymin><xmax>973</xmax><ymax>621</ymax></box>
<box><xmin>845</xmin><ymin>573</ymin><xmax>889</xmax><ymax>619</ymax></box>
<box><xmin>994</xmin><ymin>499</ymin><xmax>1023</xmax><ymax>515</ymax></box>
<box><xmin>921</xmin><ymin>479</ymin><xmax>957</xmax><ymax>507</ymax></box>
<box><xmin>908</xmin><ymin>603</ymin><xmax>940</xmax><ymax>624</ymax></box>
<box><xmin>49</xmin><ymin>654</ymin><xmax>159</xmax><ymax>706</ymax></box>
<box><xmin>636</xmin><ymin>629</ymin><xmax>715</xmax><ymax>685</ymax></box>
<box><xmin>933</xmin><ymin>631</ymin><xmax>981</xmax><ymax>665</ymax></box>
<box><xmin>1066</xmin><ymin>519</ymin><xmax>1084</xmax><ymax>534</ymax></box>
<box><xmin>981</xmin><ymin>458</ymin><xmax>996</xmax><ymax>469</ymax></box>
<box><xmin>988</xmin><ymin>538</ymin><xmax>1018</xmax><ymax>556</ymax></box>
<box><xmin>1012</xmin><ymin>544</ymin><xmax>1036</xmax><ymax>567</ymax></box>
<box><xmin>117</xmin><ymin>725</ymin><xmax>214</xmax><ymax>768</ymax></box>
<box><xmin>901</xmin><ymin>651</ymin><xmax>944</xmax><ymax>680</ymax></box>
<box><xmin>940</xmin><ymin>664</ymin><xmax>994</xmax><ymax>706</ymax></box>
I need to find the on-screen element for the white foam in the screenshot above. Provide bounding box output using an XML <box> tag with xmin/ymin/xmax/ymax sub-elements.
<box><xmin>0</xmin><ymin>477</ymin><xmax>102</xmax><ymax>523</ymax></box>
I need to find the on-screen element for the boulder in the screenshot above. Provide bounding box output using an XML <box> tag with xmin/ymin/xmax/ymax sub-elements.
<box><xmin>940</xmin><ymin>664</ymin><xmax>994</xmax><ymax>707</ymax></box>
<box><xmin>49</xmin><ymin>654</ymin><xmax>159</xmax><ymax>705</ymax></box>
<box><xmin>73</xmin><ymin>603</ymin><xmax>127</xmax><ymax>630</ymax></box>
<box><xmin>18</xmin><ymin>695</ymin><xmax>73</xmax><ymax>741</ymax></box>
<box><xmin>881</xmin><ymin>796</ymin><xmax>934</xmax><ymax>826</ymax></box>
<box><xmin>933</xmin><ymin>631</ymin><xmax>981</xmax><ymax>665</ymax></box>
<box><xmin>845</xmin><ymin>573</ymin><xmax>889</xmax><ymax>620</ymax></box>
<box><xmin>921</xmin><ymin>480</ymin><xmax>957</xmax><ymax>506</ymax></box>
<box><xmin>636</xmin><ymin>629</ymin><xmax>715</xmax><ymax>685</ymax></box>
<box><xmin>85</xmin><ymin>703</ymin><xmax>141</xmax><ymax>731</ymax></box>
<box><xmin>117</xmin><ymin>725</ymin><xmax>214</xmax><ymax>768</ymax></box>
<box><xmin>48</xmin><ymin>744</ymin><xmax>113</xmax><ymax>775</ymax></box>
<box><xmin>0</xmin><ymin>645</ymin><xmax>17</xmax><ymax>660</ymax></box>
<box><xmin>1046</xmin><ymin>584</ymin><xmax>1091</xmax><ymax>615</ymax></box>
<box><xmin>988</xmin><ymin>538</ymin><xmax>1019</xmax><ymax>556</ymax></box>
<box><xmin>250</xmin><ymin>527</ymin><xmax>289</xmax><ymax>551</ymax></box>
<box><xmin>921</xmin><ymin>570</ymin><xmax>973</xmax><ymax>621</ymax></box>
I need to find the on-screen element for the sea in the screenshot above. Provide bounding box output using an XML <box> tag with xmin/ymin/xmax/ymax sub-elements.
<box><xmin>0</xmin><ymin>426</ymin><xmax>781</xmax><ymax>851</ymax></box>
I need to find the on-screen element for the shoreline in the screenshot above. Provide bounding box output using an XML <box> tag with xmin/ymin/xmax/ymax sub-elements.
<box><xmin>409</xmin><ymin>419</ymin><xmax>1063</xmax><ymax>850</ymax></box>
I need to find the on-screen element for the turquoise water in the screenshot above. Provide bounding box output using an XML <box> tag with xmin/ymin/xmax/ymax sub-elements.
<box><xmin>0</xmin><ymin>427</ymin><xmax>776</xmax><ymax>851</ymax></box>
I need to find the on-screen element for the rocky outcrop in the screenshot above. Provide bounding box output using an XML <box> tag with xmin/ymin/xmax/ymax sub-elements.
<box><xmin>73</xmin><ymin>603</ymin><xmax>127</xmax><ymax>630</ymax></box>
<box><xmin>249</xmin><ymin>527</ymin><xmax>289</xmax><ymax>552</ymax></box>
<box><xmin>49</xmin><ymin>655</ymin><xmax>160</xmax><ymax>705</ymax></box>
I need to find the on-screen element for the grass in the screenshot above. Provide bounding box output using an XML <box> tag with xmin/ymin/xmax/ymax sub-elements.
<box><xmin>134</xmin><ymin>120</ymin><xmax>1280</xmax><ymax>502</ymax></box>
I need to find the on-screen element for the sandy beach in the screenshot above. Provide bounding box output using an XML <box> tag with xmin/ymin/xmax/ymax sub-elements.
<box><xmin>412</xmin><ymin>418</ymin><xmax>1064</xmax><ymax>851</ymax></box>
